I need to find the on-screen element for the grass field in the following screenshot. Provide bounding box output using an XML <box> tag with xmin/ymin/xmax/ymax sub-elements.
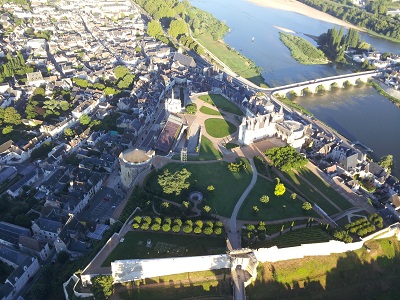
<box><xmin>146</xmin><ymin>159</ymin><xmax>252</xmax><ymax>217</ymax></box>
<box><xmin>247</xmin><ymin>237</ymin><xmax>400</xmax><ymax>299</ymax></box>
<box><xmin>102</xmin><ymin>231</ymin><xmax>226</xmax><ymax>267</ymax></box>
<box><xmin>198</xmin><ymin>94</ymin><xmax>243</xmax><ymax>115</ymax></box>
<box><xmin>117</xmin><ymin>270</ymin><xmax>232</xmax><ymax>300</ymax></box>
<box><xmin>297</xmin><ymin>168</ymin><xmax>353</xmax><ymax>211</ymax></box>
<box><xmin>238</xmin><ymin>176</ymin><xmax>318</xmax><ymax>221</ymax></box>
<box><xmin>172</xmin><ymin>135</ymin><xmax>222</xmax><ymax>161</ymax></box>
<box><xmin>283</xmin><ymin>170</ymin><xmax>340</xmax><ymax>216</ymax></box>
<box><xmin>204</xmin><ymin>118</ymin><xmax>236</xmax><ymax>138</ymax></box>
<box><xmin>196</xmin><ymin>32</ymin><xmax>268</xmax><ymax>87</ymax></box>
<box><xmin>199</xmin><ymin>106</ymin><xmax>222</xmax><ymax>116</ymax></box>
<box><xmin>253</xmin><ymin>227</ymin><xmax>332</xmax><ymax>249</ymax></box>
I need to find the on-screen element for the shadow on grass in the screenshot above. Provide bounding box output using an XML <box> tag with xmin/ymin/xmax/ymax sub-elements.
<box><xmin>247</xmin><ymin>242</ymin><xmax>400</xmax><ymax>299</ymax></box>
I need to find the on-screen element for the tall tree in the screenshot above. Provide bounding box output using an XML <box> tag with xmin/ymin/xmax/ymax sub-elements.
<box><xmin>157</xmin><ymin>168</ymin><xmax>191</xmax><ymax>195</ymax></box>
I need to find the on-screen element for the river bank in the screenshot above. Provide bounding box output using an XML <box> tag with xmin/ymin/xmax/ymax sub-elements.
<box><xmin>247</xmin><ymin>0</ymin><xmax>363</xmax><ymax>31</ymax></box>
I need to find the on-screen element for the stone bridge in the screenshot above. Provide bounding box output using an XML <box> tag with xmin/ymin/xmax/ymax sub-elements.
<box><xmin>269</xmin><ymin>70</ymin><xmax>378</xmax><ymax>96</ymax></box>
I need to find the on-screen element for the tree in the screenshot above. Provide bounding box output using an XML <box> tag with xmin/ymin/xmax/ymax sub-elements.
<box><xmin>185</xmin><ymin>103</ymin><xmax>197</xmax><ymax>114</ymax></box>
<box><xmin>157</xmin><ymin>168</ymin><xmax>191</xmax><ymax>195</ymax></box>
<box><xmin>203</xmin><ymin>227</ymin><xmax>213</xmax><ymax>235</ymax></box>
<box><xmin>147</xmin><ymin>20</ymin><xmax>163</xmax><ymax>39</ymax></box>
<box><xmin>168</xmin><ymin>18</ymin><xmax>188</xmax><ymax>39</ymax></box>
<box><xmin>91</xmin><ymin>275</ymin><xmax>113</xmax><ymax>299</ymax></box>
<box><xmin>378</xmin><ymin>155</ymin><xmax>394</xmax><ymax>174</ymax></box>
<box><xmin>203</xmin><ymin>205</ymin><xmax>211</xmax><ymax>214</ymax></box>
<box><xmin>162</xmin><ymin>223</ymin><xmax>171</xmax><ymax>232</ymax></box>
<box><xmin>56</xmin><ymin>250</ymin><xmax>70</xmax><ymax>264</ymax></box>
<box><xmin>291</xmin><ymin>193</ymin><xmax>297</xmax><ymax>200</ymax></box>
<box><xmin>265</xmin><ymin>146</ymin><xmax>308</xmax><ymax>172</ymax></box>
<box><xmin>2</xmin><ymin>126</ymin><xmax>13</xmax><ymax>134</ymax></box>
<box><xmin>260</xmin><ymin>195</ymin><xmax>269</xmax><ymax>204</ymax></box>
<box><xmin>114</xmin><ymin>65</ymin><xmax>130</xmax><ymax>79</ymax></box>
<box><xmin>194</xmin><ymin>226</ymin><xmax>202</xmax><ymax>234</ymax></box>
<box><xmin>3</xmin><ymin>107</ymin><xmax>21</xmax><ymax>125</ymax></box>
<box><xmin>64</xmin><ymin>128</ymin><xmax>75</xmax><ymax>137</ymax></box>
<box><xmin>104</xmin><ymin>87</ymin><xmax>117</xmax><ymax>95</ymax></box>
<box><xmin>274</xmin><ymin>183</ymin><xmax>286</xmax><ymax>196</ymax></box>
<box><xmin>79</xmin><ymin>114</ymin><xmax>91</xmax><ymax>125</ymax></box>
<box><xmin>302</xmin><ymin>202</ymin><xmax>313</xmax><ymax>211</ymax></box>
<box><xmin>214</xmin><ymin>227</ymin><xmax>222</xmax><ymax>235</ymax></box>
<box><xmin>151</xmin><ymin>223</ymin><xmax>160</xmax><ymax>231</ymax></box>
<box><xmin>183</xmin><ymin>225</ymin><xmax>192</xmax><ymax>233</ymax></box>
<box><xmin>207</xmin><ymin>185</ymin><xmax>215</xmax><ymax>191</ymax></box>
<box><xmin>252</xmin><ymin>206</ymin><xmax>259</xmax><ymax>214</ymax></box>
<box><xmin>161</xmin><ymin>201</ymin><xmax>170</xmax><ymax>212</ymax></box>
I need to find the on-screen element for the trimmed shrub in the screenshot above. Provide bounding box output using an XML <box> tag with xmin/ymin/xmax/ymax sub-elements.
<box><xmin>203</xmin><ymin>227</ymin><xmax>213</xmax><ymax>235</ymax></box>
<box><xmin>214</xmin><ymin>227</ymin><xmax>222</xmax><ymax>235</ymax></box>
<box><xmin>172</xmin><ymin>225</ymin><xmax>181</xmax><ymax>233</ymax></box>
<box><xmin>151</xmin><ymin>224</ymin><xmax>160</xmax><ymax>231</ymax></box>
<box><xmin>162</xmin><ymin>224</ymin><xmax>171</xmax><ymax>232</ymax></box>
<box><xmin>194</xmin><ymin>227</ymin><xmax>202</xmax><ymax>234</ymax></box>
<box><xmin>183</xmin><ymin>225</ymin><xmax>192</xmax><ymax>234</ymax></box>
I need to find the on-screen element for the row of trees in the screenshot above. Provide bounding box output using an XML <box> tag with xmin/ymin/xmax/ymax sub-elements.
<box><xmin>299</xmin><ymin>0</ymin><xmax>400</xmax><ymax>40</ymax></box>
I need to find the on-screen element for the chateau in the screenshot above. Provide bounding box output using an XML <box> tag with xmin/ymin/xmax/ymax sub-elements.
<box><xmin>238</xmin><ymin>100</ymin><xmax>312</xmax><ymax>150</ymax></box>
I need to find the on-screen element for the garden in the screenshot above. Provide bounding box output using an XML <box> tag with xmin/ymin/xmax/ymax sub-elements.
<box><xmin>198</xmin><ymin>94</ymin><xmax>243</xmax><ymax>115</ymax></box>
<box><xmin>102</xmin><ymin>231</ymin><xmax>227</xmax><ymax>266</ymax></box>
<box><xmin>145</xmin><ymin>159</ymin><xmax>252</xmax><ymax>217</ymax></box>
<box><xmin>238</xmin><ymin>176</ymin><xmax>319</xmax><ymax>221</ymax></box>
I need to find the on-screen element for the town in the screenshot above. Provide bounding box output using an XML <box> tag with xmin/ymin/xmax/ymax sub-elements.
<box><xmin>0</xmin><ymin>0</ymin><xmax>399</xmax><ymax>300</ymax></box>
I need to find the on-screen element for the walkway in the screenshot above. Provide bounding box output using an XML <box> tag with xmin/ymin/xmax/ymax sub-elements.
<box><xmin>228</xmin><ymin>158</ymin><xmax>258</xmax><ymax>249</ymax></box>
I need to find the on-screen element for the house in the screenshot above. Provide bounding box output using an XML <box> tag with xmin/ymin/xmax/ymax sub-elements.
<box><xmin>31</xmin><ymin>216</ymin><xmax>63</xmax><ymax>243</ymax></box>
<box><xmin>0</xmin><ymin>222</ymin><xmax>31</xmax><ymax>248</ymax></box>
<box><xmin>0</xmin><ymin>167</ymin><xmax>17</xmax><ymax>185</ymax></box>
<box><xmin>173</xmin><ymin>52</ymin><xmax>196</xmax><ymax>68</ymax></box>
<box><xmin>26</xmin><ymin>71</ymin><xmax>45</xmax><ymax>87</ymax></box>
<box><xmin>18</xmin><ymin>235</ymin><xmax>51</xmax><ymax>261</ymax></box>
<box><xmin>329</xmin><ymin>145</ymin><xmax>358</xmax><ymax>171</ymax></box>
<box><xmin>0</xmin><ymin>246</ymin><xmax>40</xmax><ymax>300</ymax></box>
<box><xmin>54</xmin><ymin>215</ymin><xmax>89</xmax><ymax>258</ymax></box>
<box><xmin>7</xmin><ymin>170</ymin><xmax>38</xmax><ymax>198</ymax></box>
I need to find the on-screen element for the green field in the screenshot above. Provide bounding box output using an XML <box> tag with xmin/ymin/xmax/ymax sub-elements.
<box><xmin>247</xmin><ymin>237</ymin><xmax>400</xmax><ymax>299</ymax></box>
<box><xmin>146</xmin><ymin>159</ymin><xmax>252</xmax><ymax>217</ymax></box>
<box><xmin>283</xmin><ymin>171</ymin><xmax>339</xmax><ymax>215</ymax></box>
<box><xmin>253</xmin><ymin>227</ymin><xmax>332</xmax><ymax>249</ymax></box>
<box><xmin>199</xmin><ymin>106</ymin><xmax>222</xmax><ymax>115</ymax></box>
<box><xmin>102</xmin><ymin>231</ymin><xmax>226</xmax><ymax>267</ymax></box>
<box><xmin>196</xmin><ymin>32</ymin><xmax>268</xmax><ymax>87</ymax></box>
<box><xmin>238</xmin><ymin>176</ymin><xmax>318</xmax><ymax>221</ymax></box>
<box><xmin>117</xmin><ymin>271</ymin><xmax>232</xmax><ymax>299</ymax></box>
<box><xmin>198</xmin><ymin>94</ymin><xmax>243</xmax><ymax>115</ymax></box>
<box><xmin>204</xmin><ymin>118</ymin><xmax>236</xmax><ymax>138</ymax></box>
<box><xmin>172</xmin><ymin>135</ymin><xmax>222</xmax><ymax>161</ymax></box>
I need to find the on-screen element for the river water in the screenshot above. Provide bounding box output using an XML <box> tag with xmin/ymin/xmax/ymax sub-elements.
<box><xmin>192</xmin><ymin>0</ymin><xmax>400</xmax><ymax>176</ymax></box>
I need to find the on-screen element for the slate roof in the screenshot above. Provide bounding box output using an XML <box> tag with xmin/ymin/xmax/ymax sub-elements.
<box><xmin>0</xmin><ymin>221</ymin><xmax>31</xmax><ymax>246</ymax></box>
<box><xmin>173</xmin><ymin>52</ymin><xmax>196</xmax><ymax>68</ymax></box>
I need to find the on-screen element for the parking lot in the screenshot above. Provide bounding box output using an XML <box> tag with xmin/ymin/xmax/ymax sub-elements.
<box><xmin>79</xmin><ymin>186</ymin><xmax>123</xmax><ymax>223</ymax></box>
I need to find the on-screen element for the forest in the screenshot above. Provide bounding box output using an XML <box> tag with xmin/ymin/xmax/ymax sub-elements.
<box><xmin>298</xmin><ymin>0</ymin><xmax>400</xmax><ymax>41</ymax></box>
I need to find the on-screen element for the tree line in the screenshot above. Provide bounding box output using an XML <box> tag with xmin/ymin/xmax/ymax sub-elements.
<box><xmin>298</xmin><ymin>0</ymin><xmax>400</xmax><ymax>41</ymax></box>
<box><xmin>0</xmin><ymin>51</ymin><xmax>33</xmax><ymax>83</ymax></box>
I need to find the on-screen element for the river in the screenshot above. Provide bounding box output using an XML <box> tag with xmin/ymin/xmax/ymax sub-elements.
<box><xmin>192</xmin><ymin>0</ymin><xmax>400</xmax><ymax>176</ymax></box>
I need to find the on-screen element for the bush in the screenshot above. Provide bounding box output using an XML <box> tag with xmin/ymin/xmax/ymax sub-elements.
<box><xmin>141</xmin><ymin>223</ymin><xmax>149</xmax><ymax>230</ymax></box>
<box><xmin>172</xmin><ymin>225</ymin><xmax>181</xmax><ymax>233</ymax></box>
<box><xmin>205</xmin><ymin>221</ymin><xmax>213</xmax><ymax>228</ymax></box>
<box><xmin>132</xmin><ymin>223</ymin><xmax>140</xmax><ymax>229</ymax></box>
<box><xmin>162</xmin><ymin>223</ymin><xmax>171</xmax><ymax>232</ymax></box>
<box><xmin>302</xmin><ymin>202</ymin><xmax>313</xmax><ymax>211</ymax></box>
<box><xmin>133</xmin><ymin>216</ymin><xmax>142</xmax><ymax>224</ymax></box>
<box><xmin>194</xmin><ymin>227</ymin><xmax>202</xmax><ymax>234</ymax></box>
<box><xmin>174</xmin><ymin>218</ymin><xmax>182</xmax><ymax>226</ymax></box>
<box><xmin>185</xmin><ymin>220</ymin><xmax>193</xmax><ymax>226</ymax></box>
<box><xmin>195</xmin><ymin>220</ymin><xmax>203</xmax><ymax>228</ymax></box>
<box><xmin>183</xmin><ymin>225</ymin><xmax>192</xmax><ymax>234</ymax></box>
<box><xmin>203</xmin><ymin>227</ymin><xmax>213</xmax><ymax>235</ymax></box>
<box><xmin>164</xmin><ymin>217</ymin><xmax>172</xmax><ymax>225</ymax></box>
<box><xmin>214</xmin><ymin>227</ymin><xmax>222</xmax><ymax>235</ymax></box>
<box><xmin>151</xmin><ymin>223</ymin><xmax>160</xmax><ymax>231</ymax></box>
<box><xmin>143</xmin><ymin>216</ymin><xmax>152</xmax><ymax>224</ymax></box>
<box><xmin>215</xmin><ymin>221</ymin><xmax>223</xmax><ymax>227</ymax></box>
<box><xmin>154</xmin><ymin>217</ymin><xmax>162</xmax><ymax>224</ymax></box>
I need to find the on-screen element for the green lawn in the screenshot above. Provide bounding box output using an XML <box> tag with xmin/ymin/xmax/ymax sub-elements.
<box><xmin>146</xmin><ymin>159</ymin><xmax>252</xmax><ymax>217</ymax></box>
<box><xmin>254</xmin><ymin>227</ymin><xmax>332</xmax><ymax>249</ymax></box>
<box><xmin>196</xmin><ymin>32</ymin><xmax>268</xmax><ymax>87</ymax></box>
<box><xmin>296</xmin><ymin>168</ymin><xmax>353</xmax><ymax>211</ymax></box>
<box><xmin>198</xmin><ymin>94</ymin><xmax>243</xmax><ymax>115</ymax></box>
<box><xmin>247</xmin><ymin>237</ymin><xmax>400</xmax><ymax>299</ymax></box>
<box><xmin>238</xmin><ymin>176</ymin><xmax>318</xmax><ymax>221</ymax></box>
<box><xmin>102</xmin><ymin>231</ymin><xmax>226</xmax><ymax>267</ymax></box>
<box><xmin>172</xmin><ymin>135</ymin><xmax>222</xmax><ymax>161</ymax></box>
<box><xmin>118</xmin><ymin>274</ymin><xmax>232</xmax><ymax>299</ymax></box>
<box><xmin>199</xmin><ymin>106</ymin><xmax>222</xmax><ymax>116</ymax></box>
<box><xmin>283</xmin><ymin>170</ymin><xmax>340</xmax><ymax>216</ymax></box>
<box><xmin>204</xmin><ymin>118</ymin><xmax>236</xmax><ymax>138</ymax></box>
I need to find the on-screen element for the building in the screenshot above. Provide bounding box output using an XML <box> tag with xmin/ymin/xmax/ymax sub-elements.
<box><xmin>238</xmin><ymin>106</ymin><xmax>312</xmax><ymax>150</ymax></box>
<box><xmin>119</xmin><ymin>148</ymin><xmax>155</xmax><ymax>189</ymax></box>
